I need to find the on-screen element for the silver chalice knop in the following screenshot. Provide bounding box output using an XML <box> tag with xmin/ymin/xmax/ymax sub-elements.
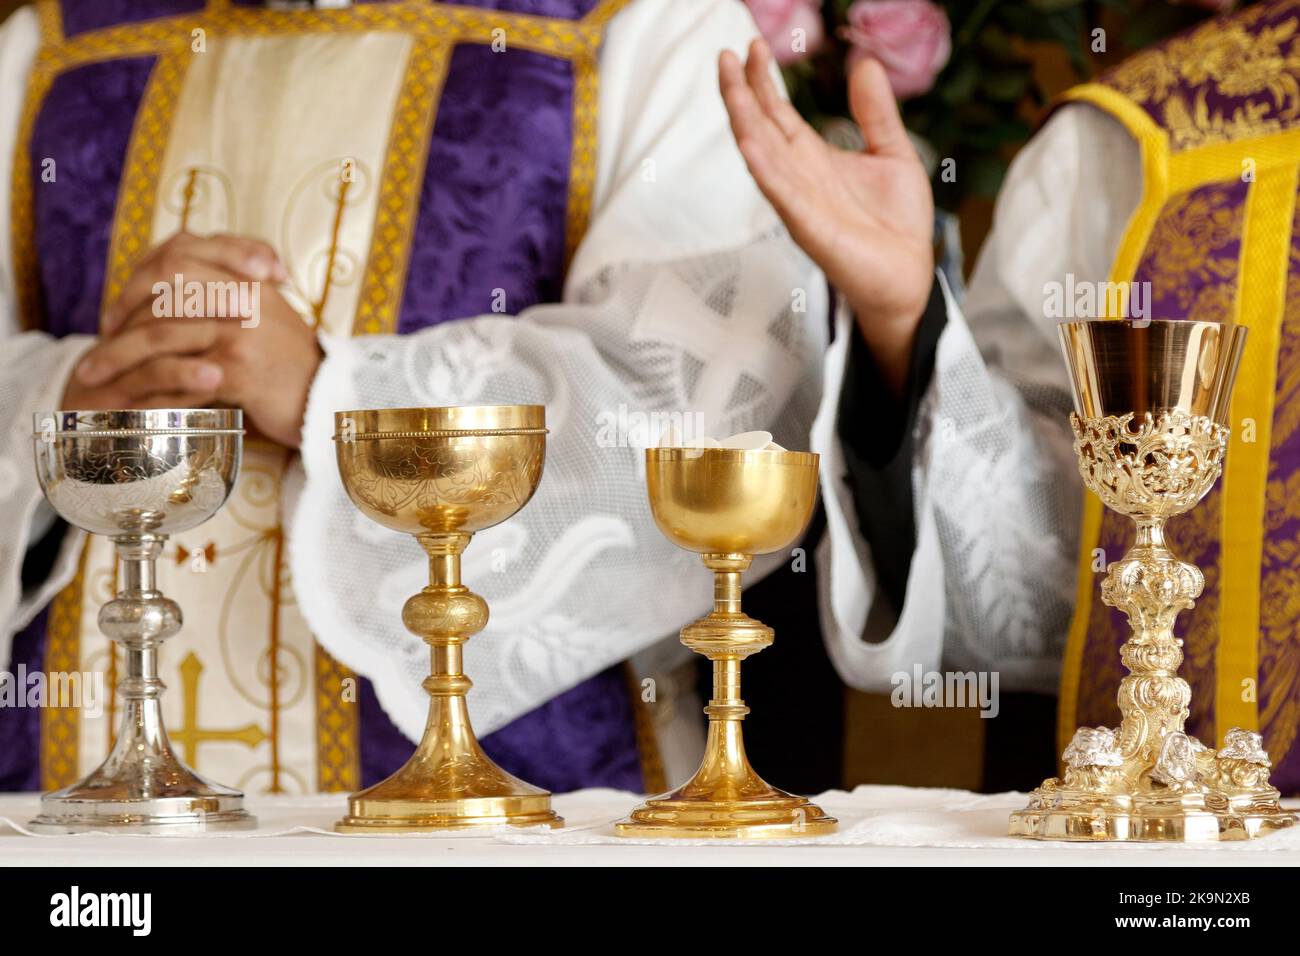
<box><xmin>29</xmin><ymin>408</ymin><xmax>253</xmax><ymax>832</ymax></box>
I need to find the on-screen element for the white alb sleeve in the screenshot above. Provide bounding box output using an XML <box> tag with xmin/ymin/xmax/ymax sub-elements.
<box><xmin>0</xmin><ymin>6</ymin><xmax>96</xmax><ymax>669</ymax></box>
<box><xmin>814</xmin><ymin>103</ymin><xmax>1143</xmax><ymax>695</ymax></box>
<box><xmin>287</xmin><ymin>0</ymin><xmax>828</xmax><ymax>740</ymax></box>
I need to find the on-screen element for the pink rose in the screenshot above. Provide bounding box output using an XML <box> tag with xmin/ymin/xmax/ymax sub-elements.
<box><xmin>746</xmin><ymin>0</ymin><xmax>825</xmax><ymax>65</ymax></box>
<box><xmin>842</xmin><ymin>0</ymin><xmax>952</xmax><ymax>100</ymax></box>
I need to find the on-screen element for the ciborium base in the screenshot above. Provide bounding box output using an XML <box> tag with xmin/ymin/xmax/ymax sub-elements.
<box><xmin>616</xmin><ymin>785</ymin><xmax>835</xmax><ymax>839</ymax></box>
<box><xmin>1010</xmin><ymin>780</ymin><xmax>1297</xmax><ymax>843</ymax></box>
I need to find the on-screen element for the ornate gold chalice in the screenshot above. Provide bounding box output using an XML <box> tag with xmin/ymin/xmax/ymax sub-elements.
<box><xmin>616</xmin><ymin>447</ymin><xmax>836</xmax><ymax>838</ymax></box>
<box><xmin>1011</xmin><ymin>319</ymin><xmax>1298</xmax><ymax>841</ymax></box>
<box><xmin>332</xmin><ymin>405</ymin><xmax>561</xmax><ymax>831</ymax></box>
<box><xmin>29</xmin><ymin>409</ymin><xmax>252</xmax><ymax>832</ymax></box>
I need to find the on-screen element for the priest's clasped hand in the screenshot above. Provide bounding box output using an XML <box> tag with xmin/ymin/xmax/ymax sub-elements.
<box><xmin>64</xmin><ymin>232</ymin><xmax>323</xmax><ymax>448</ymax></box>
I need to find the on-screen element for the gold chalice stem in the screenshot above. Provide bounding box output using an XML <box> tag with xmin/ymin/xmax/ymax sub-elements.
<box><xmin>335</xmin><ymin>530</ymin><xmax>562</xmax><ymax>831</ymax></box>
<box><xmin>407</xmin><ymin>532</ymin><xmax>487</xmax><ymax>766</ymax></box>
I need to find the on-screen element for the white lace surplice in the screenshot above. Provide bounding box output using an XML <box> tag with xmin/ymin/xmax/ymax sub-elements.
<box><xmin>0</xmin><ymin>0</ymin><xmax>1150</xmax><ymax>749</ymax></box>
<box><xmin>814</xmin><ymin>103</ymin><xmax>1145</xmax><ymax>696</ymax></box>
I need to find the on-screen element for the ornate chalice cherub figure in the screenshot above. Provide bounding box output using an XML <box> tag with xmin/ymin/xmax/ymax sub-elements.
<box><xmin>1011</xmin><ymin>319</ymin><xmax>1297</xmax><ymax>841</ymax></box>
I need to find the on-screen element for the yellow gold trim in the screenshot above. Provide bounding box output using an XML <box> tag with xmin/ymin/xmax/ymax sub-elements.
<box><xmin>353</xmin><ymin>36</ymin><xmax>452</xmax><ymax>336</ymax></box>
<box><xmin>1061</xmin><ymin>84</ymin><xmax>1170</xmax><ymax>319</ymax></box>
<box><xmin>34</xmin><ymin>0</ymin><xmax>62</xmax><ymax>46</ymax></box>
<box><xmin>1057</xmin><ymin>491</ymin><xmax>1105</xmax><ymax>759</ymax></box>
<box><xmin>1057</xmin><ymin>83</ymin><xmax>1173</xmax><ymax>751</ymax></box>
<box><xmin>100</xmin><ymin>49</ymin><xmax>191</xmax><ymax>313</ymax></box>
<box><xmin>1170</xmin><ymin>129</ymin><xmax>1300</xmax><ymax>194</ymax></box>
<box><xmin>40</xmin><ymin>538</ymin><xmax>88</xmax><ymax>791</ymax></box>
<box><xmin>1215</xmin><ymin>162</ymin><xmax>1298</xmax><ymax>740</ymax></box>
<box><xmin>566</xmin><ymin>50</ymin><xmax>600</xmax><ymax>266</ymax></box>
<box><xmin>315</xmin><ymin>645</ymin><xmax>361</xmax><ymax>792</ymax></box>
<box><xmin>623</xmin><ymin>662</ymin><xmax>666</xmax><ymax>795</ymax></box>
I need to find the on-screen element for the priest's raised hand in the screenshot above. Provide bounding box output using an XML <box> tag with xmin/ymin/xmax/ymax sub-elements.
<box><xmin>65</xmin><ymin>232</ymin><xmax>323</xmax><ymax>448</ymax></box>
<box><xmin>718</xmin><ymin>39</ymin><xmax>933</xmax><ymax>395</ymax></box>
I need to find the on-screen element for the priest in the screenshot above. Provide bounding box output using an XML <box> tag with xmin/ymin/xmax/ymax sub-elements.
<box><xmin>0</xmin><ymin>0</ymin><xmax>827</xmax><ymax>795</ymax></box>
<box><xmin>720</xmin><ymin>1</ymin><xmax>1300</xmax><ymax>794</ymax></box>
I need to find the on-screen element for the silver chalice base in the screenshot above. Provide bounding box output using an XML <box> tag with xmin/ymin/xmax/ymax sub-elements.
<box><xmin>30</xmin><ymin>409</ymin><xmax>254</xmax><ymax>833</ymax></box>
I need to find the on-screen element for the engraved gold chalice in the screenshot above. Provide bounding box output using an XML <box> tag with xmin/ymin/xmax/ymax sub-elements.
<box><xmin>616</xmin><ymin>447</ymin><xmax>836</xmax><ymax>838</ymax></box>
<box><xmin>1011</xmin><ymin>319</ymin><xmax>1297</xmax><ymax>841</ymax></box>
<box><xmin>332</xmin><ymin>405</ymin><xmax>561</xmax><ymax>831</ymax></box>
<box><xmin>29</xmin><ymin>408</ymin><xmax>252</xmax><ymax>833</ymax></box>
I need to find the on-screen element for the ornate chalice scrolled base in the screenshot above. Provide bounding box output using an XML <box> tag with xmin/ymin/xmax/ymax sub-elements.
<box><xmin>616</xmin><ymin>448</ymin><xmax>835</xmax><ymax>839</ymax></box>
<box><xmin>332</xmin><ymin>406</ymin><xmax>561</xmax><ymax>832</ymax></box>
<box><xmin>29</xmin><ymin>410</ymin><xmax>252</xmax><ymax>833</ymax></box>
<box><xmin>1010</xmin><ymin>409</ymin><xmax>1297</xmax><ymax>842</ymax></box>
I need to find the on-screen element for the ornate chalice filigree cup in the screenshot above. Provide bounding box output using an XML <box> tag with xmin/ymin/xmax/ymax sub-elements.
<box><xmin>332</xmin><ymin>405</ymin><xmax>561</xmax><ymax>831</ymax></box>
<box><xmin>1011</xmin><ymin>319</ymin><xmax>1298</xmax><ymax>841</ymax></box>
<box><xmin>616</xmin><ymin>447</ymin><xmax>836</xmax><ymax>838</ymax></box>
<box><xmin>29</xmin><ymin>408</ymin><xmax>252</xmax><ymax>833</ymax></box>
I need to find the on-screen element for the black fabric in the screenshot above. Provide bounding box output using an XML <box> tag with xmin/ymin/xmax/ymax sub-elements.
<box><xmin>21</xmin><ymin>517</ymin><xmax>67</xmax><ymax>593</ymax></box>
<box><xmin>836</xmin><ymin>278</ymin><xmax>947</xmax><ymax>614</ymax></box>
<box><xmin>981</xmin><ymin>691</ymin><xmax>1060</xmax><ymax>793</ymax></box>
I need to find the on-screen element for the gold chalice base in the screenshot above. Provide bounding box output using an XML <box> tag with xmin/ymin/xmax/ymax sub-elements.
<box><xmin>335</xmin><ymin>750</ymin><xmax>562</xmax><ymax>833</ymax></box>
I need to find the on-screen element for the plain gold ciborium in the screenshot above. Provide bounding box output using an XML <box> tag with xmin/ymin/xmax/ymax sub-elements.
<box><xmin>616</xmin><ymin>447</ymin><xmax>836</xmax><ymax>838</ymax></box>
<box><xmin>1011</xmin><ymin>319</ymin><xmax>1298</xmax><ymax>841</ymax></box>
<box><xmin>332</xmin><ymin>405</ymin><xmax>561</xmax><ymax>831</ymax></box>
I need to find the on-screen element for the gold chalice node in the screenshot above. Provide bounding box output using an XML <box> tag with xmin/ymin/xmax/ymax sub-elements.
<box><xmin>616</xmin><ymin>447</ymin><xmax>836</xmax><ymax>838</ymax></box>
<box><xmin>1011</xmin><ymin>319</ymin><xmax>1297</xmax><ymax>841</ymax></box>
<box><xmin>332</xmin><ymin>405</ymin><xmax>560</xmax><ymax>831</ymax></box>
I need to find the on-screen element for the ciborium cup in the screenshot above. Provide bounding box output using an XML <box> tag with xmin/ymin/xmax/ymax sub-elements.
<box><xmin>1011</xmin><ymin>319</ymin><xmax>1298</xmax><ymax>841</ymax></box>
<box><xmin>616</xmin><ymin>447</ymin><xmax>836</xmax><ymax>838</ymax></box>
<box><xmin>332</xmin><ymin>405</ymin><xmax>560</xmax><ymax>831</ymax></box>
<box><xmin>29</xmin><ymin>408</ymin><xmax>251</xmax><ymax>832</ymax></box>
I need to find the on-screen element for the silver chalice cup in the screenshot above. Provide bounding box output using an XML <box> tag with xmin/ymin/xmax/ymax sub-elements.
<box><xmin>29</xmin><ymin>408</ymin><xmax>253</xmax><ymax>832</ymax></box>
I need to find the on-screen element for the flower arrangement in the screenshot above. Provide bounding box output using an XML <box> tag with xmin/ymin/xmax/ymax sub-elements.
<box><xmin>751</xmin><ymin>0</ymin><xmax>1247</xmax><ymax>210</ymax></box>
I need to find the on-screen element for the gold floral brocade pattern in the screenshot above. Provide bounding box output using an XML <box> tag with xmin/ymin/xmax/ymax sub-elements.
<box><xmin>1106</xmin><ymin>2</ymin><xmax>1300</xmax><ymax>151</ymax></box>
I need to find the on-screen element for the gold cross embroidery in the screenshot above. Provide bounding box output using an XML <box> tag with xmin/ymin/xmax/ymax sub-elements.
<box><xmin>173</xmin><ymin>652</ymin><xmax>268</xmax><ymax>768</ymax></box>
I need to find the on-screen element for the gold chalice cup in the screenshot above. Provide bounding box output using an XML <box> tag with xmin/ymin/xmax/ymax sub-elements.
<box><xmin>1011</xmin><ymin>319</ymin><xmax>1297</xmax><ymax>841</ymax></box>
<box><xmin>616</xmin><ymin>447</ymin><xmax>836</xmax><ymax>838</ymax></box>
<box><xmin>332</xmin><ymin>405</ymin><xmax>560</xmax><ymax>831</ymax></box>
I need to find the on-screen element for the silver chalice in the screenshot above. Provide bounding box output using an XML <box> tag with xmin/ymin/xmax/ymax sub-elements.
<box><xmin>29</xmin><ymin>408</ymin><xmax>253</xmax><ymax>832</ymax></box>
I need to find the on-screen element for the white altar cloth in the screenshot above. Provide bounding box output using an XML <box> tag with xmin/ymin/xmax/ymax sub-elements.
<box><xmin>2</xmin><ymin>786</ymin><xmax>1298</xmax><ymax>866</ymax></box>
